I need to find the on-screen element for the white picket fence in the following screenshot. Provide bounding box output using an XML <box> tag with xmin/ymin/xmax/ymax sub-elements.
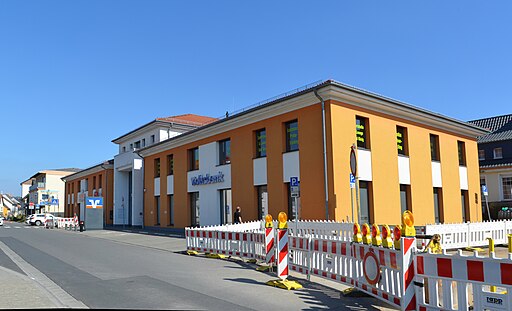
<box><xmin>417</xmin><ymin>220</ymin><xmax>512</xmax><ymax>249</ymax></box>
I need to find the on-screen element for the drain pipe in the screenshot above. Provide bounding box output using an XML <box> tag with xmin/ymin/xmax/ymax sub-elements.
<box><xmin>314</xmin><ymin>90</ymin><xmax>329</xmax><ymax>220</ymax></box>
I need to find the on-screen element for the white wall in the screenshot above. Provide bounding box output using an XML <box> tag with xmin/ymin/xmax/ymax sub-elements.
<box><xmin>187</xmin><ymin>142</ymin><xmax>232</xmax><ymax>226</ymax></box>
<box><xmin>253</xmin><ymin>157</ymin><xmax>267</xmax><ymax>186</ymax></box>
<box><xmin>358</xmin><ymin>149</ymin><xmax>372</xmax><ymax>181</ymax></box>
<box><xmin>283</xmin><ymin>151</ymin><xmax>300</xmax><ymax>182</ymax></box>
<box><xmin>398</xmin><ymin>156</ymin><xmax>411</xmax><ymax>185</ymax></box>
<box><xmin>431</xmin><ymin>161</ymin><xmax>442</xmax><ymax>187</ymax></box>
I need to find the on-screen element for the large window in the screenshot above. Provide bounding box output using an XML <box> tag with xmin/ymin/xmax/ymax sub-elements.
<box><xmin>494</xmin><ymin>148</ymin><xmax>503</xmax><ymax>159</ymax></box>
<box><xmin>359</xmin><ymin>181</ymin><xmax>373</xmax><ymax>224</ymax></box>
<box><xmin>458</xmin><ymin>141</ymin><xmax>466</xmax><ymax>166</ymax></box>
<box><xmin>189</xmin><ymin>148</ymin><xmax>199</xmax><ymax>171</ymax></box>
<box><xmin>168</xmin><ymin>194</ymin><xmax>174</xmax><ymax>226</ymax></box>
<box><xmin>167</xmin><ymin>155</ymin><xmax>174</xmax><ymax>175</ymax></box>
<box><xmin>461</xmin><ymin>190</ymin><xmax>470</xmax><ymax>222</ymax></box>
<box><xmin>430</xmin><ymin>134</ymin><xmax>440</xmax><ymax>161</ymax></box>
<box><xmin>396</xmin><ymin>126</ymin><xmax>408</xmax><ymax>156</ymax></box>
<box><xmin>219</xmin><ymin>139</ymin><xmax>231</xmax><ymax>165</ymax></box>
<box><xmin>134</xmin><ymin>140</ymin><xmax>141</xmax><ymax>149</ymax></box>
<box><xmin>257</xmin><ymin>185</ymin><xmax>268</xmax><ymax>220</ymax></box>
<box><xmin>255</xmin><ymin>129</ymin><xmax>267</xmax><ymax>157</ymax></box>
<box><xmin>433</xmin><ymin>188</ymin><xmax>444</xmax><ymax>223</ymax></box>
<box><xmin>356</xmin><ymin>116</ymin><xmax>369</xmax><ymax>149</ymax></box>
<box><xmin>190</xmin><ymin>192</ymin><xmax>200</xmax><ymax>226</ymax></box>
<box><xmin>502</xmin><ymin>177</ymin><xmax>512</xmax><ymax>200</ymax></box>
<box><xmin>219</xmin><ymin>189</ymin><xmax>232</xmax><ymax>224</ymax></box>
<box><xmin>154</xmin><ymin>158</ymin><xmax>160</xmax><ymax>178</ymax></box>
<box><xmin>285</xmin><ymin>120</ymin><xmax>299</xmax><ymax>152</ymax></box>
<box><xmin>155</xmin><ymin>196</ymin><xmax>160</xmax><ymax>225</ymax></box>
<box><xmin>400</xmin><ymin>184</ymin><xmax>411</xmax><ymax>214</ymax></box>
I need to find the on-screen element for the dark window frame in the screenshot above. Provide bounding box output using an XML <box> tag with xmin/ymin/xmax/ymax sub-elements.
<box><xmin>218</xmin><ymin>139</ymin><xmax>231</xmax><ymax>165</ymax></box>
<box><xmin>396</xmin><ymin>126</ymin><xmax>408</xmax><ymax>156</ymax></box>
<box><xmin>255</xmin><ymin>128</ymin><xmax>267</xmax><ymax>158</ymax></box>
<box><xmin>167</xmin><ymin>155</ymin><xmax>174</xmax><ymax>176</ymax></box>
<box><xmin>458</xmin><ymin>141</ymin><xmax>467</xmax><ymax>166</ymax></box>
<box><xmin>189</xmin><ymin>148</ymin><xmax>199</xmax><ymax>171</ymax></box>
<box><xmin>356</xmin><ymin>116</ymin><xmax>370</xmax><ymax>149</ymax></box>
<box><xmin>285</xmin><ymin>120</ymin><xmax>299</xmax><ymax>152</ymax></box>
<box><xmin>154</xmin><ymin>158</ymin><xmax>161</xmax><ymax>178</ymax></box>
<box><xmin>430</xmin><ymin>134</ymin><xmax>440</xmax><ymax>162</ymax></box>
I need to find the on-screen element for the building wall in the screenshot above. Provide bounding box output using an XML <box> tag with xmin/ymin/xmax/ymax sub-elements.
<box><xmin>142</xmin><ymin>100</ymin><xmax>481</xmax><ymax>228</ymax></box>
<box><xmin>64</xmin><ymin>168</ymin><xmax>114</xmax><ymax>225</ymax></box>
<box><xmin>328</xmin><ymin>99</ymin><xmax>481</xmax><ymax>226</ymax></box>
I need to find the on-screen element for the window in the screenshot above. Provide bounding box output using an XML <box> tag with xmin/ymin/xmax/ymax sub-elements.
<box><xmin>494</xmin><ymin>148</ymin><xmax>503</xmax><ymax>159</ymax></box>
<box><xmin>458</xmin><ymin>141</ymin><xmax>466</xmax><ymax>166</ymax></box>
<box><xmin>503</xmin><ymin>177</ymin><xmax>512</xmax><ymax>200</ymax></box>
<box><xmin>218</xmin><ymin>139</ymin><xmax>231</xmax><ymax>165</ymax></box>
<box><xmin>480</xmin><ymin>177</ymin><xmax>487</xmax><ymax>204</ymax></box>
<box><xmin>219</xmin><ymin>189</ymin><xmax>232</xmax><ymax>224</ymax></box>
<box><xmin>285</xmin><ymin>120</ymin><xmax>299</xmax><ymax>152</ymax></box>
<box><xmin>168</xmin><ymin>194</ymin><xmax>174</xmax><ymax>226</ymax></box>
<box><xmin>130</xmin><ymin>143</ymin><xmax>133</xmax><ymax>151</ymax></box>
<box><xmin>142</xmin><ymin>139</ymin><xmax>145</xmax><ymax>147</ymax></box>
<box><xmin>134</xmin><ymin>141</ymin><xmax>141</xmax><ymax>149</ymax></box>
<box><xmin>359</xmin><ymin>181</ymin><xmax>373</xmax><ymax>224</ymax></box>
<box><xmin>190</xmin><ymin>192</ymin><xmax>200</xmax><ymax>226</ymax></box>
<box><xmin>257</xmin><ymin>185</ymin><xmax>268</xmax><ymax>220</ymax></box>
<box><xmin>478</xmin><ymin>149</ymin><xmax>485</xmax><ymax>161</ymax></box>
<box><xmin>122</xmin><ymin>146</ymin><xmax>126</xmax><ymax>153</ymax></box>
<box><xmin>356</xmin><ymin>116</ymin><xmax>370</xmax><ymax>149</ymax></box>
<box><xmin>430</xmin><ymin>134</ymin><xmax>440</xmax><ymax>161</ymax></box>
<box><xmin>255</xmin><ymin>129</ymin><xmax>267</xmax><ymax>157</ymax></box>
<box><xmin>151</xmin><ymin>135</ymin><xmax>155</xmax><ymax>144</ymax></box>
<box><xmin>433</xmin><ymin>188</ymin><xmax>444</xmax><ymax>223</ymax></box>
<box><xmin>154</xmin><ymin>158</ymin><xmax>160</xmax><ymax>178</ymax></box>
<box><xmin>396</xmin><ymin>126</ymin><xmax>408</xmax><ymax>156</ymax></box>
<box><xmin>99</xmin><ymin>174</ymin><xmax>102</xmax><ymax>189</ymax></box>
<box><xmin>189</xmin><ymin>148</ymin><xmax>199</xmax><ymax>171</ymax></box>
<box><xmin>400</xmin><ymin>184</ymin><xmax>411</xmax><ymax>214</ymax></box>
<box><xmin>167</xmin><ymin>155</ymin><xmax>174</xmax><ymax>175</ymax></box>
<box><xmin>155</xmin><ymin>196</ymin><xmax>160</xmax><ymax>225</ymax></box>
<box><xmin>461</xmin><ymin>190</ymin><xmax>470</xmax><ymax>222</ymax></box>
<box><xmin>93</xmin><ymin>176</ymin><xmax>97</xmax><ymax>189</ymax></box>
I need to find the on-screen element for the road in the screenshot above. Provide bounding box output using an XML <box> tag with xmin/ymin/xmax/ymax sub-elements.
<box><xmin>0</xmin><ymin>221</ymin><xmax>395</xmax><ymax>310</ymax></box>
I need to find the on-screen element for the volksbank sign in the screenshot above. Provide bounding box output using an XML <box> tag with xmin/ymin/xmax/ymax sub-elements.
<box><xmin>191</xmin><ymin>172</ymin><xmax>225</xmax><ymax>186</ymax></box>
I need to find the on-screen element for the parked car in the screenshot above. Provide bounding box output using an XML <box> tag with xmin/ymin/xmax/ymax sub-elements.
<box><xmin>25</xmin><ymin>215</ymin><xmax>33</xmax><ymax>225</ymax></box>
<box><xmin>29</xmin><ymin>214</ymin><xmax>50</xmax><ymax>226</ymax></box>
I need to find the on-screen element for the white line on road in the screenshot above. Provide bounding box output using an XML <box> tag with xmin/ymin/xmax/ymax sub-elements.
<box><xmin>0</xmin><ymin>241</ymin><xmax>88</xmax><ymax>309</ymax></box>
<box><xmin>15</xmin><ymin>226</ymin><xmax>21</xmax><ymax>229</ymax></box>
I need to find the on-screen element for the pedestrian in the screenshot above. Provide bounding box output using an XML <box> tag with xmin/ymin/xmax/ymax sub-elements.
<box><xmin>234</xmin><ymin>206</ymin><xmax>242</xmax><ymax>224</ymax></box>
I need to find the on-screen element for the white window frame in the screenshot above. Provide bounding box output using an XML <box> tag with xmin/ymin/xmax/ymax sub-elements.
<box><xmin>500</xmin><ymin>175</ymin><xmax>512</xmax><ymax>201</ymax></box>
<box><xmin>494</xmin><ymin>148</ymin><xmax>503</xmax><ymax>159</ymax></box>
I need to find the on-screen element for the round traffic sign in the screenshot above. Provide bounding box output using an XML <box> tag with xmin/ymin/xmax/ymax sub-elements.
<box><xmin>363</xmin><ymin>250</ymin><xmax>381</xmax><ymax>285</ymax></box>
<box><xmin>350</xmin><ymin>147</ymin><xmax>357</xmax><ymax>177</ymax></box>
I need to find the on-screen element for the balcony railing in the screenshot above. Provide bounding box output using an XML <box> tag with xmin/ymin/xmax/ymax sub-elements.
<box><xmin>29</xmin><ymin>182</ymin><xmax>46</xmax><ymax>191</ymax></box>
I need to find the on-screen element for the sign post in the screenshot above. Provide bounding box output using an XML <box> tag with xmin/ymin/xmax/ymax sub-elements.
<box><xmin>290</xmin><ymin>177</ymin><xmax>300</xmax><ymax>235</ymax></box>
<box><xmin>350</xmin><ymin>145</ymin><xmax>360</xmax><ymax>223</ymax></box>
<box><xmin>482</xmin><ymin>185</ymin><xmax>492</xmax><ymax>221</ymax></box>
<box><xmin>350</xmin><ymin>173</ymin><xmax>356</xmax><ymax>222</ymax></box>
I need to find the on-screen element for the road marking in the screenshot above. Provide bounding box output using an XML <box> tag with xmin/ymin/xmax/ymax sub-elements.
<box><xmin>0</xmin><ymin>241</ymin><xmax>88</xmax><ymax>309</ymax></box>
<box><xmin>4</xmin><ymin>226</ymin><xmax>11</xmax><ymax>229</ymax></box>
<box><xmin>15</xmin><ymin>226</ymin><xmax>21</xmax><ymax>229</ymax></box>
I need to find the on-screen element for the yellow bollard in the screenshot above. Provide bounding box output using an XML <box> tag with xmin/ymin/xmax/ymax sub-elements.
<box><xmin>488</xmin><ymin>237</ymin><xmax>496</xmax><ymax>293</ymax></box>
<box><xmin>508</xmin><ymin>234</ymin><xmax>512</xmax><ymax>254</ymax></box>
<box><xmin>353</xmin><ymin>223</ymin><xmax>362</xmax><ymax>243</ymax></box>
<box><xmin>393</xmin><ymin>225</ymin><xmax>402</xmax><ymax>250</ymax></box>
<box><xmin>371</xmin><ymin>224</ymin><xmax>382</xmax><ymax>246</ymax></box>
<box><xmin>382</xmin><ymin>225</ymin><xmax>393</xmax><ymax>248</ymax></box>
<box><xmin>362</xmin><ymin>223</ymin><xmax>372</xmax><ymax>245</ymax></box>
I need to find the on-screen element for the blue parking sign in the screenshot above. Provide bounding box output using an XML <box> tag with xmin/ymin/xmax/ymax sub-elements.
<box><xmin>290</xmin><ymin>177</ymin><xmax>299</xmax><ymax>187</ymax></box>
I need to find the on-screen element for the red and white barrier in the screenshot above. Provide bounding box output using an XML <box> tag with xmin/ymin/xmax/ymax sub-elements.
<box><xmin>265</xmin><ymin>227</ymin><xmax>275</xmax><ymax>264</ymax></box>
<box><xmin>277</xmin><ymin>227</ymin><xmax>288</xmax><ymax>280</ymax></box>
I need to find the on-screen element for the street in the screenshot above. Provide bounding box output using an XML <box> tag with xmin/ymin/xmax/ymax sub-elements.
<box><xmin>0</xmin><ymin>221</ymin><xmax>395</xmax><ymax>310</ymax></box>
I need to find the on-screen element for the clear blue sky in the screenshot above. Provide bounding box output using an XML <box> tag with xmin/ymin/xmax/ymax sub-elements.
<box><xmin>1</xmin><ymin>1</ymin><xmax>510</xmax><ymax>195</ymax></box>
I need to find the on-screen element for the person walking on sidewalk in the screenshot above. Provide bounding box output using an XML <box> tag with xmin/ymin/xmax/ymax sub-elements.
<box><xmin>234</xmin><ymin>206</ymin><xmax>242</xmax><ymax>224</ymax></box>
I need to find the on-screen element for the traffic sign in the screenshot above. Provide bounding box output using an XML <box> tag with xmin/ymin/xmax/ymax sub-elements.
<box><xmin>51</xmin><ymin>199</ymin><xmax>59</xmax><ymax>206</ymax></box>
<box><xmin>350</xmin><ymin>146</ymin><xmax>357</xmax><ymax>177</ymax></box>
<box><xmin>290</xmin><ymin>177</ymin><xmax>299</xmax><ymax>187</ymax></box>
<box><xmin>350</xmin><ymin>174</ymin><xmax>356</xmax><ymax>189</ymax></box>
<box><xmin>291</xmin><ymin>186</ymin><xmax>300</xmax><ymax>193</ymax></box>
<box><xmin>482</xmin><ymin>185</ymin><xmax>488</xmax><ymax>196</ymax></box>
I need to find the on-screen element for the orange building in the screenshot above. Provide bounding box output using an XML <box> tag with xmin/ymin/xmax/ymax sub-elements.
<box><xmin>62</xmin><ymin>160</ymin><xmax>114</xmax><ymax>225</ymax></box>
<box><xmin>138</xmin><ymin>80</ymin><xmax>487</xmax><ymax>228</ymax></box>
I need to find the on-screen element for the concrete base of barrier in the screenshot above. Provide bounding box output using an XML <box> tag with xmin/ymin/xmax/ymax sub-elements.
<box><xmin>205</xmin><ymin>253</ymin><xmax>227</xmax><ymax>259</ymax></box>
<box><xmin>265</xmin><ymin>279</ymin><xmax>303</xmax><ymax>290</ymax></box>
<box><xmin>256</xmin><ymin>265</ymin><xmax>274</xmax><ymax>272</ymax></box>
<box><xmin>245</xmin><ymin>259</ymin><xmax>257</xmax><ymax>264</ymax></box>
<box><xmin>186</xmin><ymin>250</ymin><xmax>199</xmax><ymax>256</ymax></box>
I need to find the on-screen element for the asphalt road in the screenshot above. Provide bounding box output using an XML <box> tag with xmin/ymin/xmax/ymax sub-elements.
<box><xmin>0</xmin><ymin>222</ymin><xmax>395</xmax><ymax>310</ymax></box>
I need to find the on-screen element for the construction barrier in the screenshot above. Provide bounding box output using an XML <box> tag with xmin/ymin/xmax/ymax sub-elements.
<box><xmin>417</xmin><ymin>220</ymin><xmax>512</xmax><ymax>249</ymax></box>
<box><xmin>185</xmin><ymin>215</ymin><xmax>512</xmax><ymax>311</ymax></box>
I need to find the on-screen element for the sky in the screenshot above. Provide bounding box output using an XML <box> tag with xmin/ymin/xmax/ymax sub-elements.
<box><xmin>0</xmin><ymin>1</ymin><xmax>511</xmax><ymax>196</ymax></box>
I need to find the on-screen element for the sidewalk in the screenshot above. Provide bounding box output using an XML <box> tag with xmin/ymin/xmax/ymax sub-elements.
<box><xmin>0</xmin><ymin>266</ymin><xmax>58</xmax><ymax>309</ymax></box>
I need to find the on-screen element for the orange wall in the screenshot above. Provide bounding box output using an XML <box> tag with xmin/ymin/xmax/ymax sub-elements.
<box><xmin>143</xmin><ymin>99</ymin><xmax>481</xmax><ymax>228</ymax></box>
